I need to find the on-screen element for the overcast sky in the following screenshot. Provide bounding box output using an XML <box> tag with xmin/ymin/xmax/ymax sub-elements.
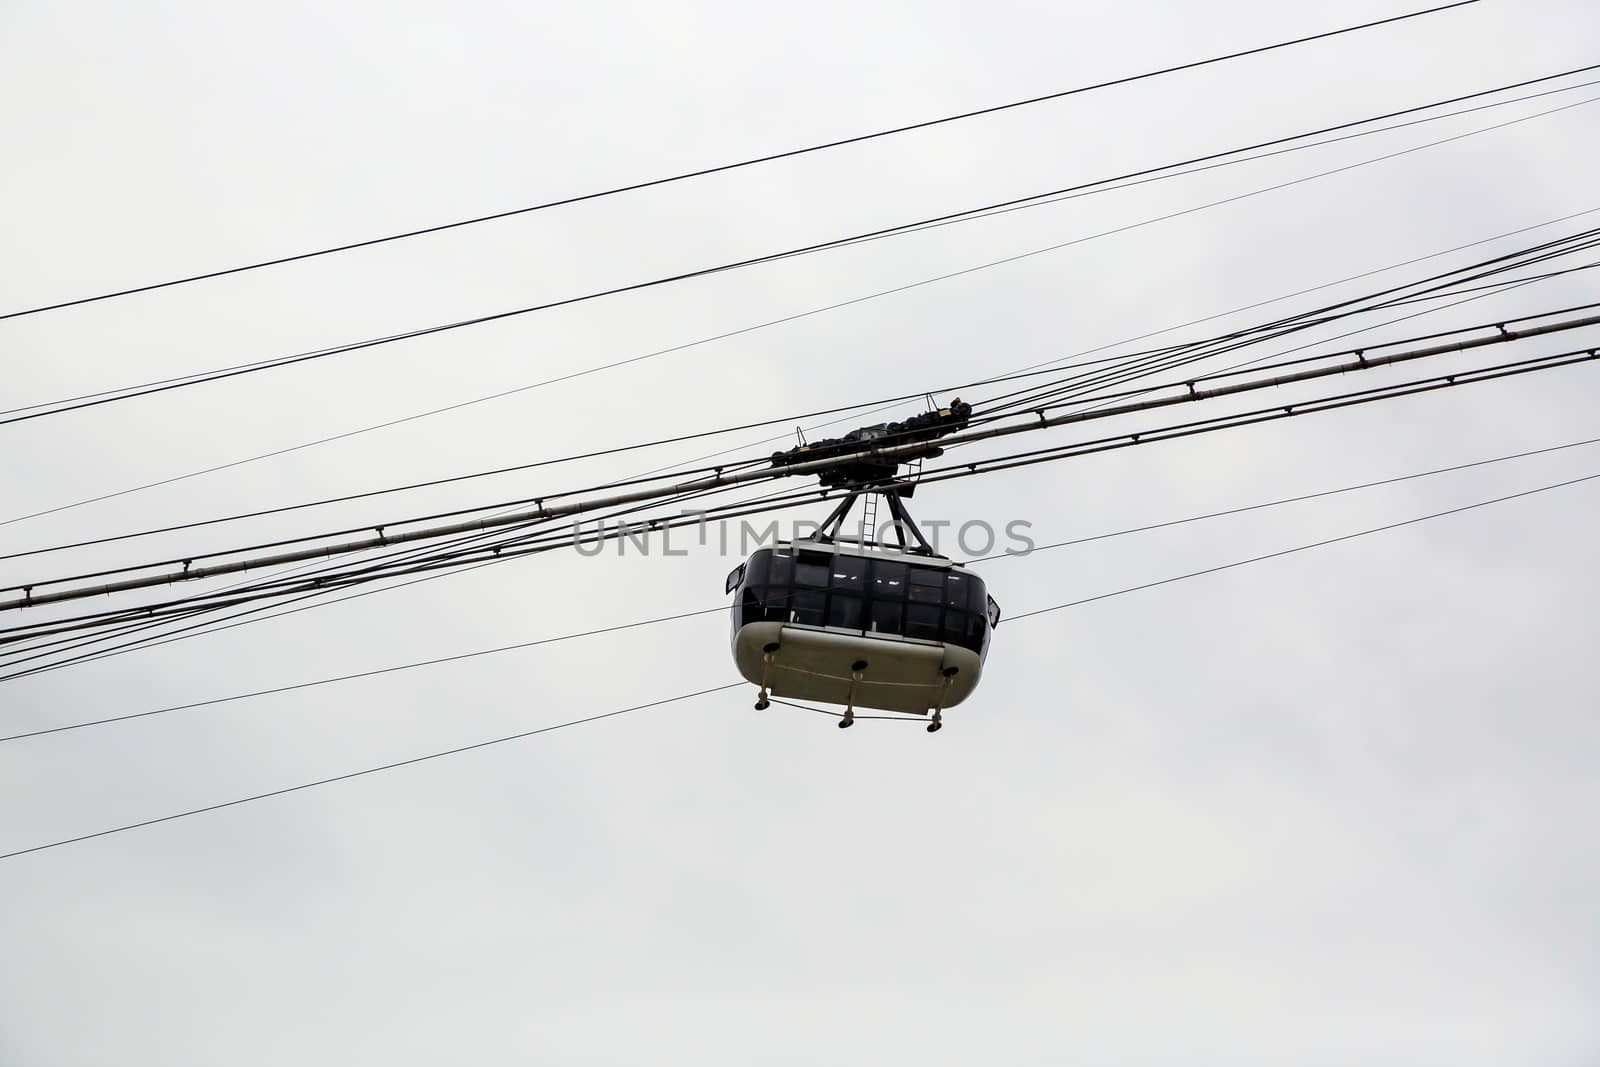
<box><xmin>3</xmin><ymin>1</ymin><xmax>1599</xmax><ymax>1063</ymax></box>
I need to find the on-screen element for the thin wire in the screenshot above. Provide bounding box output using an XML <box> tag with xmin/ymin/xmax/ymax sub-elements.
<box><xmin>10</xmin><ymin>142</ymin><xmax>1596</xmax><ymax>539</ymax></box>
<box><xmin>14</xmin><ymin>266</ymin><xmax>1589</xmax><ymax>601</ymax></box>
<box><xmin>0</xmin><ymin>684</ymin><xmax>745</xmax><ymax>862</ymax></box>
<box><xmin>836</xmin><ymin>75</ymin><xmax>1600</xmax><ymax>246</ymax></box>
<box><xmin>9</xmin><ymin>65</ymin><xmax>1585</xmax><ymax>434</ymax></box>
<box><xmin>979</xmin><ymin>231</ymin><xmax>1600</xmax><ymax>418</ymax></box>
<box><xmin>1008</xmin><ymin>257</ymin><xmax>1600</xmax><ymax>422</ymax></box>
<box><xmin>0</xmin><ymin>607</ymin><xmax>729</xmax><ymax>742</ymax></box>
<box><xmin>1004</xmin><ymin>472</ymin><xmax>1600</xmax><ymax>622</ymax></box>
<box><xmin>0</xmin><ymin>353</ymin><xmax>1139</xmax><ymax>560</ymax></box>
<box><xmin>963</xmin><ymin>208</ymin><xmax>1600</xmax><ymax>401</ymax></box>
<box><xmin>17</xmin><ymin>232</ymin><xmax>1594</xmax><ymax>604</ymax></box>
<box><xmin>965</xmin><ymin>434</ymin><xmax>1600</xmax><ymax>563</ymax></box>
<box><xmin>988</xmin><ymin>268</ymin><xmax>1599</xmax><ymax>437</ymax></box>
<box><xmin>599</xmin><ymin>212</ymin><xmax>1600</xmax><ymax>482</ymax></box>
<box><xmin>0</xmin><ymin>1</ymin><xmax>1481</xmax><ymax>322</ymax></box>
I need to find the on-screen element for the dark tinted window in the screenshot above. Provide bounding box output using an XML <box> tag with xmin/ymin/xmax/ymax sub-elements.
<box><xmin>943</xmin><ymin>572</ymin><xmax>974</xmax><ymax>608</ymax></box>
<box><xmin>967</xmin><ymin>576</ymin><xmax>989</xmax><ymax>613</ymax></box>
<box><xmin>869</xmin><ymin>599</ymin><xmax>903</xmax><ymax>635</ymax></box>
<box><xmin>743</xmin><ymin>549</ymin><xmax>771</xmax><ymax>588</ymax></box>
<box><xmin>795</xmin><ymin>560</ymin><xmax>830</xmax><ymax>588</ymax></box>
<box><xmin>790</xmin><ymin>590</ymin><xmax>825</xmax><ymax>626</ymax></box>
<box><xmin>769</xmin><ymin>549</ymin><xmax>793</xmax><ymax>588</ymax></box>
<box><xmin>733</xmin><ymin>548</ymin><xmax>991</xmax><ymax>652</ymax></box>
<box><xmin>827</xmin><ymin>594</ymin><xmax>864</xmax><ymax>630</ymax></box>
<box><xmin>870</xmin><ymin>559</ymin><xmax>908</xmax><ymax>602</ymax></box>
<box><xmin>831</xmin><ymin>554</ymin><xmax>867</xmax><ymax>592</ymax></box>
<box><xmin>941</xmin><ymin>610</ymin><xmax>967</xmax><ymax>645</ymax></box>
<box><xmin>905</xmin><ymin>602</ymin><xmax>941</xmax><ymax>641</ymax></box>
<box><xmin>768</xmin><ymin>586</ymin><xmax>799</xmax><ymax>619</ymax></box>
<box><xmin>908</xmin><ymin>567</ymin><xmax>944</xmax><ymax>604</ymax></box>
<box><xmin>738</xmin><ymin>587</ymin><xmax>770</xmax><ymax>625</ymax></box>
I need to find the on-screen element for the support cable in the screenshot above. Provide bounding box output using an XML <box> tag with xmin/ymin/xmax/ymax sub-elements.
<box><xmin>7</xmin><ymin>429</ymin><xmax>1597</xmax><ymax>743</ymax></box>
<box><xmin>5</xmin><ymin>337</ymin><xmax>1596</xmax><ymax>672</ymax></box>
<box><xmin>8</xmin><ymin>451</ymin><xmax>1598</xmax><ymax>864</ymax></box>
<box><xmin>8</xmin><ymin>309</ymin><xmax>1596</xmax><ymax>613</ymax></box>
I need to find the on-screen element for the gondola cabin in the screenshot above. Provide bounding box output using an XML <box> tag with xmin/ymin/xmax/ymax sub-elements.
<box><xmin>726</xmin><ymin>538</ymin><xmax>1000</xmax><ymax>728</ymax></box>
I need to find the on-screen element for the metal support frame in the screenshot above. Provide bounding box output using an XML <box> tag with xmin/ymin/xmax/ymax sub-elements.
<box><xmin>813</xmin><ymin>491</ymin><xmax>863</xmax><ymax>543</ymax></box>
<box><xmin>813</xmin><ymin>487</ymin><xmax>938</xmax><ymax>556</ymax></box>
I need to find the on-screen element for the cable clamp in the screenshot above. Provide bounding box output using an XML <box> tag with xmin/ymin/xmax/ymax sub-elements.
<box><xmin>1355</xmin><ymin>349</ymin><xmax>1368</xmax><ymax>366</ymax></box>
<box><xmin>1185</xmin><ymin>381</ymin><xmax>1197</xmax><ymax>397</ymax></box>
<box><xmin>374</xmin><ymin>526</ymin><xmax>387</xmax><ymax>545</ymax></box>
<box><xmin>1035</xmin><ymin>410</ymin><xmax>1047</xmax><ymax>425</ymax></box>
<box><xmin>182</xmin><ymin>559</ymin><xmax>193</xmax><ymax>574</ymax></box>
<box><xmin>1496</xmin><ymin>323</ymin><xmax>1509</xmax><ymax>337</ymax></box>
<box><xmin>22</xmin><ymin>586</ymin><xmax>32</xmax><ymax>606</ymax></box>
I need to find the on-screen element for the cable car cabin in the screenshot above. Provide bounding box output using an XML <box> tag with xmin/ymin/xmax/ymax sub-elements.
<box><xmin>726</xmin><ymin>540</ymin><xmax>1000</xmax><ymax>725</ymax></box>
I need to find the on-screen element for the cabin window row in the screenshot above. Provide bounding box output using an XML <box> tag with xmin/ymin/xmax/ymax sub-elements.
<box><xmin>732</xmin><ymin>547</ymin><xmax>990</xmax><ymax>653</ymax></box>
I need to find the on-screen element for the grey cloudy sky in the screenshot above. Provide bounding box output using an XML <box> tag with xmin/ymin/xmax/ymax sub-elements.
<box><xmin>3</xmin><ymin>0</ymin><xmax>1599</xmax><ymax>1062</ymax></box>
